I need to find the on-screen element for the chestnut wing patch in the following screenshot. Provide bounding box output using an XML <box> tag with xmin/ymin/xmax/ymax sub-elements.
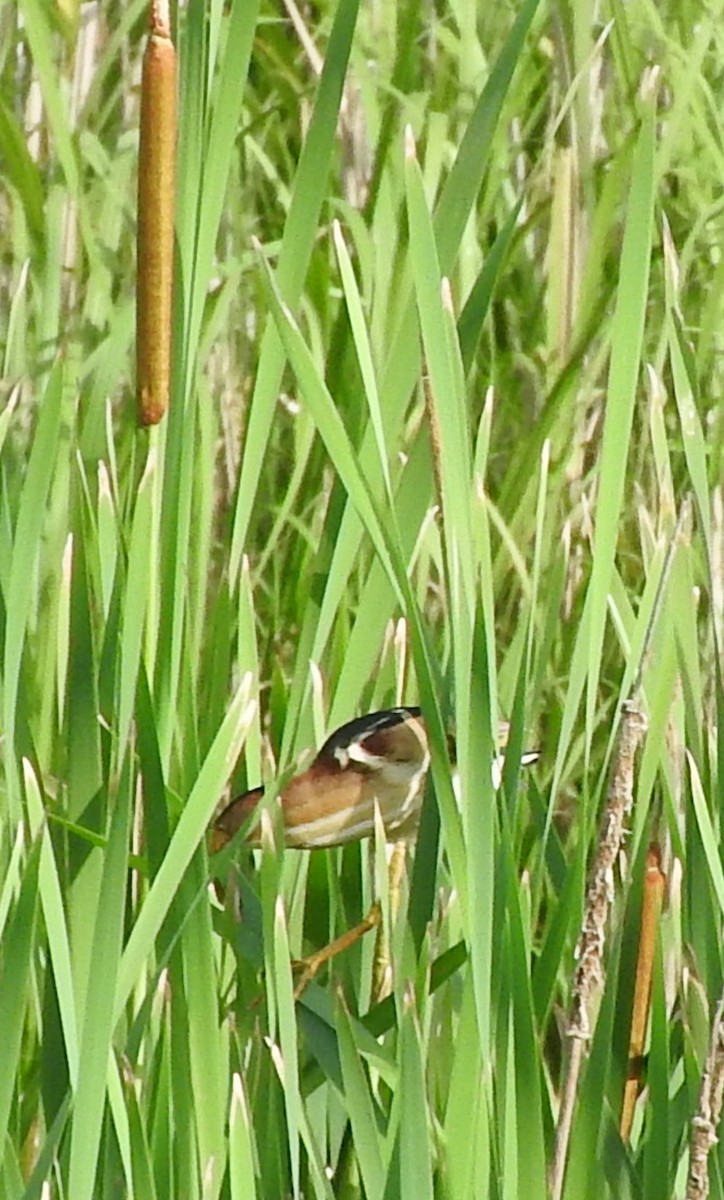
<box><xmin>213</xmin><ymin>785</ymin><xmax>264</xmax><ymax>845</ymax></box>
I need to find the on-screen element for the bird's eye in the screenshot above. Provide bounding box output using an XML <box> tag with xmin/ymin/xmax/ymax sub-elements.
<box><xmin>347</xmin><ymin>741</ymin><xmax>387</xmax><ymax>769</ymax></box>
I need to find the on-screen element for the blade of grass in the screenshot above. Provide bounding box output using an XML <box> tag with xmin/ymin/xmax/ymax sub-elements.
<box><xmin>585</xmin><ymin>84</ymin><xmax>656</xmax><ymax>741</ymax></box>
<box><xmin>114</xmin><ymin>676</ymin><xmax>256</xmax><ymax>1019</ymax></box>
<box><xmin>272</xmin><ymin>894</ymin><xmax>301</xmax><ymax>1198</ymax></box>
<box><xmin>67</xmin><ymin>759</ymin><xmax>133</xmax><ymax>1200</ymax></box>
<box><xmin>0</xmin><ymin>840</ymin><xmax>40</xmax><ymax>1171</ymax></box>
<box><xmin>335</xmin><ymin>992</ymin><xmax>386</xmax><ymax>1197</ymax></box>
<box><xmin>3</xmin><ymin>360</ymin><xmax>63</xmax><ymax>811</ymax></box>
<box><xmin>229</xmin><ymin>0</ymin><xmax>361</xmax><ymax>583</ymax></box>
<box><xmin>117</xmin><ymin>447</ymin><xmax>158</xmax><ymax>762</ymax></box>
<box><xmin>24</xmin><ymin>760</ymin><xmax>79</xmax><ymax>1089</ymax></box>
<box><xmin>398</xmin><ymin>992</ymin><xmax>433</xmax><ymax>1200</ymax></box>
<box><xmin>229</xmin><ymin>1074</ymin><xmax>258</xmax><ymax>1200</ymax></box>
<box><xmin>182</xmin><ymin>852</ymin><xmax>228</xmax><ymax>1197</ymax></box>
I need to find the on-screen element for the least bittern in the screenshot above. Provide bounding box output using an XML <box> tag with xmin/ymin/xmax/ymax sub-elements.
<box><xmin>215</xmin><ymin>707</ymin><xmax>437</xmax><ymax>851</ymax></box>
<box><xmin>213</xmin><ymin>706</ymin><xmax>538</xmax><ymax>993</ymax></box>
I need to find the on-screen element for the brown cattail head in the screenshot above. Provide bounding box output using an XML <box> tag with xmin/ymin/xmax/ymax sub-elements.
<box><xmin>620</xmin><ymin>842</ymin><xmax>666</xmax><ymax>1141</ymax></box>
<box><xmin>136</xmin><ymin>0</ymin><xmax>177</xmax><ymax>426</ymax></box>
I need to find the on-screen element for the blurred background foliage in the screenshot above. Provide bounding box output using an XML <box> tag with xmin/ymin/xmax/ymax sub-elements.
<box><xmin>1</xmin><ymin>0</ymin><xmax>724</xmax><ymax>1195</ymax></box>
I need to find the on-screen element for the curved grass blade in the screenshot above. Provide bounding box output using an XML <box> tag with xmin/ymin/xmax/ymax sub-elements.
<box><xmin>0</xmin><ymin>839</ymin><xmax>40</xmax><ymax>1167</ymax></box>
<box><xmin>585</xmin><ymin>88</ymin><xmax>656</xmax><ymax>738</ymax></box>
<box><xmin>229</xmin><ymin>0</ymin><xmax>362</xmax><ymax>582</ymax></box>
<box><xmin>115</xmin><ymin>676</ymin><xmax>256</xmax><ymax>1019</ymax></box>
<box><xmin>67</xmin><ymin>760</ymin><xmax>133</xmax><ymax>1200</ymax></box>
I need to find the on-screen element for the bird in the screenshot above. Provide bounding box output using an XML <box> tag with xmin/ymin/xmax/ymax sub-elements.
<box><xmin>212</xmin><ymin>706</ymin><xmax>539</xmax><ymax>853</ymax></box>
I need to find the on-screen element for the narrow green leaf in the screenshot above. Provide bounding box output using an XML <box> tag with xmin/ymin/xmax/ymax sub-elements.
<box><xmin>229</xmin><ymin>0</ymin><xmax>361</xmax><ymax>580</ymax></box>
<box><xmin>669</xmin><ymin>319</ymin><xmax>711</xmax><ymax>551</ymax></box>
<box><xmin>24</xmin><ymin>759</ymin><xmax>79</xmax><ymax>1088</ymax></box>
<box><xmin>272</xmin><ymin>895</ymin><xmax>301</xmax><ymax>1197</ymax></box>
<box><xmin>117</xmin><ymin>448</ymin><xmax>157</xmax><ymax>761</ymax></box>
<box><xmin>586</xmin><ymin>92</ymin><xmax>656</xmax><ymax>735</ymax></box>
<box><xmin>115</xmin><ymin>676</ymin><xmax>256</xmax><ymax>1019</ymax></box>
<box><xmin>67</xmin><ymin>765</ymin><xmax>133</xmax><ymax>1200</ymax></box>
<box><xmin>688</xmin><ymin>754</ymin><xmax>724</xmax><ymax>920</ymax></box>
<box><xmin>0</xmin><ymin>840</ymin><xmax>40</xmax><ymax>1159</ymax></box>
<box><xmin>398</xmin><ymin>995</ymin><xmax>433</xmax><ymax>1200</ymax></box>
<box><xmin>229</xmin><ymin>1074</ymin><xmax>258</xmax><ymax>1200</ymax></box>
<box><xmin>3</xmin><ymin>360</ymin><xmax>63</xmax><ymax>799</ymax></box>
<box><xmin>433</xmin><ymin>0</ymin><xmax>541</xmax><ymax>269</ymax></box>
<box><xmin>336</xmin><ymin>993</ymin><xmax>386</xmax><ymax>1197</ymax></box>
<box><xmin>0</xmin><ymin>99</ymin><xmax>44</xmax><ymax>243</ymax></box>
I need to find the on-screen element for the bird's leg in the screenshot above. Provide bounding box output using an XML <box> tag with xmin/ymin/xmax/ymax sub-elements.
<box><xmin>292</xmin><ymin>901</ymin><xmax>382</xmax><ymax>1000</ymax></box>
<box><xmin>293</xmin><ymin>837</ymin><xmax>410</xmax><ymax>1002</ymax></box>
<box><xmin>292</xmin><ymin>836</ymin><xmax>409</xmax><ymax>1002</ymax></box>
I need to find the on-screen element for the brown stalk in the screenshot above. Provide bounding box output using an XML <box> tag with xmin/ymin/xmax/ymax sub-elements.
<box><xmin>136</xmin><ymin>0</ymin><xmax>177</xmax><ymax>426</ymax></box>
<box><xmin>686</xmin><ymin>994</ymin><xmax>724</xmax><ymax>1200</ymax></box>
<box><xmin>550</xmin><ymin>509</ymin><xmax>684</xmax><ymax>1195</ymax></box>
<box><xmin>619</xmin><ymin>843</ymin><xmax>666</xmax><ymax>1141</ymax></box>
<box><xmin>549</xmin><ymin>701</ymin><xmax>647</xmax><ymax>1200</ymax></box>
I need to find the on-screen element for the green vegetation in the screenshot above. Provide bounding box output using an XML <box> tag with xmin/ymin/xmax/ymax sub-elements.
<box><xmin>2</xmin><ymin>0</ymin><xmax>723</xmax><ymax>1195</ymax></box>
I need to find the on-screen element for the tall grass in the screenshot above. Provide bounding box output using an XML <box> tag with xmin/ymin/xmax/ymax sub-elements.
<box><xmin>1</xmin><ymin>0</ymin><xmax>723</xmax><ymax>1196</ymax></box>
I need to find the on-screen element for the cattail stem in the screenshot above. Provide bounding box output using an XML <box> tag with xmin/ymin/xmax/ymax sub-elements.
<box><xmin>136</xmin><ymin>0</ymin><xmax>177</xmax><ymax>426</ymax></box>
<box><xmin>549</xmin><ymin>701</ymin><xmax>647</xmax><ymax>1200</ymax></box>
<box><xmin>686</xmin><ymin>994</ymin><xmax>724</xmax><ymax>1200</ymax></box>
<box><xmin>620</xmin><ymin>843</ymin><xmax>665</xmax><ymax>1141</ymax></box>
